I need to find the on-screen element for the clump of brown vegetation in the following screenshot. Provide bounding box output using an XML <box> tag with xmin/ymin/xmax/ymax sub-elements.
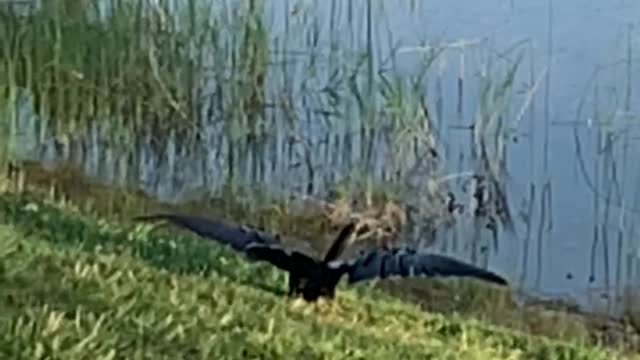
<box><xmin>322</xmin><ymin>197</ymin><xmax>407</xmax><ymax>249</ymax></box>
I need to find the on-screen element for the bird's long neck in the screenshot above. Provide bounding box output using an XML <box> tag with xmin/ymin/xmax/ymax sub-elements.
<box><xmin>322</xmin><ymin>222</ymin><xmax>357</xmax><ymax>263</ymax></box>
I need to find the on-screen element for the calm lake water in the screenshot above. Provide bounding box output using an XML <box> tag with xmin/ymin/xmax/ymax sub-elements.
<box><xmin>11</xmin><ymin>0</ymin><xmax>640</xmax><ymax>316</ymax></box>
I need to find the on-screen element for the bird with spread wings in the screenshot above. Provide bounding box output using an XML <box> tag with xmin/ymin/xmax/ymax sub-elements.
<box><xmin>134</xmin><ymin>213</ymin><xmax>508</xmax><ymax>301</ymax></box>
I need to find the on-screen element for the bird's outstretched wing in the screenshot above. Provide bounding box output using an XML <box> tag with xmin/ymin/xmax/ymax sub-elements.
<box><xmin>244</xmin><ymin>244</ymin><xmax>320</xmax><ymax>274</ymax></box>
<box><xmin>322</xmin><ymin>222</ymin><xmax>358</xmax><ymax>262</ymax></box>
<box><xmin>336</xmin><ymin>248</ymin><xmax>508</xmax><ymax>286</ymax></box>
<box><xmin>133</xmin><ymin>213</ymin><xmax>281</xmax><ymax>252</ymax></box>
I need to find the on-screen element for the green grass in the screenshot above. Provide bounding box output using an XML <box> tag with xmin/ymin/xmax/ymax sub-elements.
<box><xmin>0</xmin><ymin>192</ymin><xmax>632</xmax><ymax>359</ymax></box>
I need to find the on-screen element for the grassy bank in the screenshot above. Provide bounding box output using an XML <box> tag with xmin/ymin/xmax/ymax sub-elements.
<box><xmin>3</xmin><ymin>161</ymin><xmax>640</xmax><ymax>355</ymax></box>
<box><xmin>0</xmin><ymin>189</ymin><xmax>630</xmax><ymax>359</ymax></box>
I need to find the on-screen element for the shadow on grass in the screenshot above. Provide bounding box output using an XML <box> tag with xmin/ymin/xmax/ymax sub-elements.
<box><xmin>0</xmin><ymin>193</ymin><xmax>289</xmax><ymax>299</ymax></box>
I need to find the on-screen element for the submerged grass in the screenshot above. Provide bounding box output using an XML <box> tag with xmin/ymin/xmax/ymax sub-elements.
<box><xmin>0</xmin><ymin>190</ymin><xmax>629</xmax><ymax>359</ymax></box>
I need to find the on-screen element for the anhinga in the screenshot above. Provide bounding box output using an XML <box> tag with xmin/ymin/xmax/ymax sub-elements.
<box><xmin>134</xmin><ymin>213</ymin><xmax>508</xmax><ymax>302</ymax></box>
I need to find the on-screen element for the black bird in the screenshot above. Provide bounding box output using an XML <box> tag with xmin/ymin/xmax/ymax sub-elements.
<box><xmin>134</xmin><ymin>213</ymin><xmax>508</xmax><ymax>302</ymax></box>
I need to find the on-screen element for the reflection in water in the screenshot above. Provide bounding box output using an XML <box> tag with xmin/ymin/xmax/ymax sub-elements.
<box><xmin>8</xmin><ymin>0</ymin><xmax>640</xmax><ymax>317</ymax></box>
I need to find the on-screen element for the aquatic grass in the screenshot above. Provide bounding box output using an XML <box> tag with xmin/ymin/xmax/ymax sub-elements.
<box><xmin>0</xmin><ymin>0</ymin><xmax>272</xmax><ymax>149</ymax></box>
<box><xmin>0</xmin><ymin>0</ymin><xmax>482</xmax><ymax>193</ymax></box>
<box><xmin>568</xmin><ymin>24</ymin><xmax>640</xmax><ymax>321</ymax></box>
<box><xmin>0</xmin><ymin>191</ymin><xmax>630</xmax><ymax>359</ymax></box>
<box><xmin>0</xmin><ymin>0</ymin><xmax>526</xmax><ymax>220</ymax></box>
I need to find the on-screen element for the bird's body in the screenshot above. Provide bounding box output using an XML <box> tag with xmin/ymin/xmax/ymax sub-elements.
<box><xmin>134</xmin><ymin>212</ymin><xmax>508</xmax><ymax>302</ymax></box>
<box><xmin>245</xmin><ymin>243</ymin><xmax>507</xmax><ymax>301</ymax></box>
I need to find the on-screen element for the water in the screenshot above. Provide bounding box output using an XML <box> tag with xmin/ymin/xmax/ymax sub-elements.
<box><xmin>9</xmin><ymin>0</ymin><xmax>640</xmax><ymax>316</ymax></box>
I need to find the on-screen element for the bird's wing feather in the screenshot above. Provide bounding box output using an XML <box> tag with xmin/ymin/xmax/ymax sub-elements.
<box><xmin>244</xmin><ymin>244</ymin><xmax>319</xmax><ymax>274</ymax></box>
<box><xmin>343</xmin><ymin>248</ymin><xmax>508</xmax><ymax>286</ymax></box>
<box><xmin>133</xmin><ymin>213</ymin><xmax>280</xmax><ymax>252</ymax></box>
